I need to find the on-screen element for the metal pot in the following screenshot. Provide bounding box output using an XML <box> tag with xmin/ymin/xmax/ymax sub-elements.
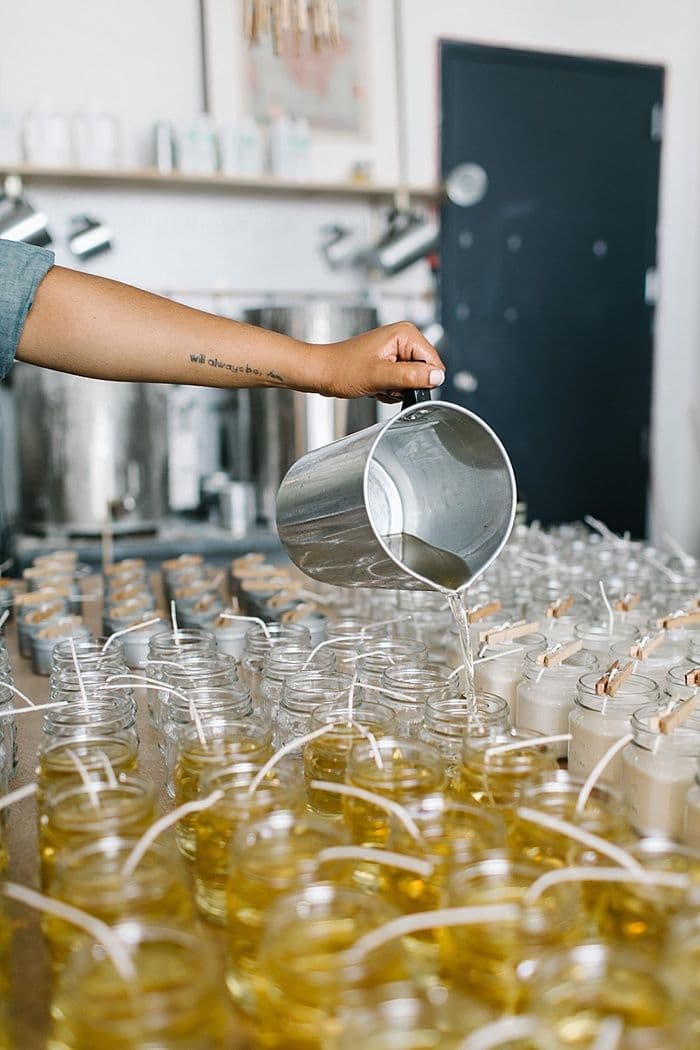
<box><xmin>242</xmin><ymin>303</ymin><xmax>378</xmax><ymax>524</ymax></box>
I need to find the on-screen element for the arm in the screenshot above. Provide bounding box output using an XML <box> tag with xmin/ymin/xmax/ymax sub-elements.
<box><xmin>17</xmin><ymin>265</ymin><xmax>445</xmax><ymax>399</ymax></box>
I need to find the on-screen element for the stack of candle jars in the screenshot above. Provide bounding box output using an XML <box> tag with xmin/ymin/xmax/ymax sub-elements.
<box><xmin>0</xmin><ymin>524</ymin><xmax>696</xmax><ymax>1048</ymax></box>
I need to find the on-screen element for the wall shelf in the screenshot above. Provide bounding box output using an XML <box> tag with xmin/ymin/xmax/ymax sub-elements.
<box><xmin>2</xmin><ymin>165</ymin><xmax>440</xmax><ymax>203</ymax></box>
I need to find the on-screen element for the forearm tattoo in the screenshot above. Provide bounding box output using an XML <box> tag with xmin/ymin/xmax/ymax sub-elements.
<box><xmin>189</xmin><ymin>354</ymin><xmax>284</xmax><ymax>382</ymax></box>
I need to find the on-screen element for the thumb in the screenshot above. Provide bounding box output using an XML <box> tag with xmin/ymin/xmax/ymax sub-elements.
<box><xmin>367</xmin><ymin>359</ymin><xmax>445</xmax><ymax>396</ymax></box>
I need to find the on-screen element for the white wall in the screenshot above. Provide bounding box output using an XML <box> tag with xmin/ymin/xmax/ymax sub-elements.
<box><xmin>2</xmin><ymin>0</ymin><xmax>699</xmax><ymax>549</ymax></box>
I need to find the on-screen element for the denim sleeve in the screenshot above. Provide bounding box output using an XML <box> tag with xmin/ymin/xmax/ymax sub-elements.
<box><xmin>0</xmin><ymin>239</ymin><xmax>55</xmax><ymax>380</ymax></box>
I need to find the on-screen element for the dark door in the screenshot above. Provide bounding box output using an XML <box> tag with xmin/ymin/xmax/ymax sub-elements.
<box><xmin>440</xmin><ymin>41</ymin><xmax>663</xmax><ymax>535</ymax></box>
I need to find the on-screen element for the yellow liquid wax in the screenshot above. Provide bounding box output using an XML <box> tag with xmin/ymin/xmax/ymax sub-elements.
<box><xmin>173</xmin><ymin>726</ymin><xmax>273</xmax><ymax>861</ymax></box>
<box><xmin>39</xmin><ymin>778</ymin><xmax>157</xmax><ymax>890</ymax></box>
<box><xmin>442</xmin><ymin>855</ymin><xmax>580</xmax><ymax>1012</ymax></box>
<box><xmin>254</xmin><ymin>882</ymin><xmax>407</xmax><ymax>1050</ymax></box>
<box><xmin>224</xmin><ymin>810</ymin><xmax>346</xmax><ymax>1016</ymax></box>
<box><xmin>195</xmin><ymin>762</ymin><xmax>304</xmax><ymax>925</ymax></box>
<box><xmin>44</xmin><ymin>836</ymin><xmax>193</xmax><ymax>966</ymax></box>
<box><xmin>36</xmin><ymin>736</ymin><xmax>139</xmax><ymax>813</ymax></box>
<box><xmin>48</xmin><ymin>927</ymin><xmax>228</xmax><ymax>1049</ymax></box>
<box><xmin>304</xmin><ymin>714</ymin><xmax>396</xmax><ymax>817</ymax></box>
<box><xmin>344</xmin><ymin>739</ymin><xmax>446</xmax><ymax>847</ymax></box>
<box><xmin>528</xmin><ymin>943</ymin><xmax>681</xmax><ymax>1048</ymax></box>
<box><xmin>449</xmin><ymin>734</ymin><xmax>558</xmax><ymax>823</ymax></box>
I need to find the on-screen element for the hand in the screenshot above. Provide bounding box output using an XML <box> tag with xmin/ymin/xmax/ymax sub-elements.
<box><xmin>310</xmin><ymin>321</ymin><xmax>445</xmax><ymax>401</ymax></box>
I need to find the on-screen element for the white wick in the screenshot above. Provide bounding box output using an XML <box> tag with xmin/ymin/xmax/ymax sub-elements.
<box><xmin>523</xmin><ymin>865</ymin><xmax>690</xmax><ymax>907</ymax></box>
<box><xmin>598</xmin><ymin>580</ymin><xmax>614</xmax><ymax>637</ymax></box>
<box><xmin>169</xmin><ymin>600</ymin><xmax>180</xmax><ymax>646</ymax></box>
<box><xmin>102</xmin><ymin>616</ymin><xmax>162</xmax><ymax>653</ymax></box>
<box><xmin>315</xmin><ymin>845</ymin><xmax>434</xmax><ymax>878</ymax></box>
<box><xmin>309</xmin><ymin>779</ymin><xmax>425</xmax><ymax>845</ymax></box>
<box><xmin>69</xmin><ymin>636</ymin><xmax>88</xmax><ymax>704</ymax></box>
<box><xmin>121</xmin><ymin>789</ymin><xmax>223</xmax><ymax>877</ymax></box>
<box><xmin>96</xmin><ymin>750</ymin><xmax>118</xmax><ymax>789</ymax></box>
<box><xmin>220</xmin><ymin>613</ymin><xmax>271</xmax><ymax>640</ymax></box>
<box><xmin>515</xmin><ymin>807</ymin><xmax>644</xmax><ymax>875</ymax></box>
<box><xmin>485</xmin><ymin>734</ymin><xmax>571</xmax><ymax>759</ymax></box>
<box><xmin>301</xmin><ymin>635</ymin><xmax>365</xmax><ymax>670</ymax></box>
<box><xmin>0</xmin><ymin>611</ymin><xmax>9</xmax><ymax>631</ymax></box>
<box><xmin>65</xmin><ymin>749</ymin><xmax>101</xmax><ymax>809</ymax></box>
<box><xmin>0</xmin><ymin>782</ymin><xmax>37</xmax><ymax>812</ymax></box>
<box><xmin>456</xmin><ymin>1016</ymin><xmax>539</xmax><ymax>1050</ymax></box>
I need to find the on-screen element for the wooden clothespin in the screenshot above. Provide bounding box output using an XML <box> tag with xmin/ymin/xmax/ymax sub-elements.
<box><xmin>546</xmin><ymin>595</ymin><xmax>574</xmax><ymax>619</ymax></box>
<box><xmin>468</xmin><ymin>600</ymin><xmax>502</xmax><ymax>624</ymax></box>
<box><xmin>684</xmin><ymin>668</ymin><xmax>700</xmax><ymax>687</ymax></box>
<box><xmin>629</xmin><ymin>632</ymin><xmax>665</xmax><ymax>661</ymax></box>
<box><xmin>595</xmin><ymin>660</ymin><xmax>634</xmax><ymax>697</ymax></box>
<box><xmin>481</xmin><ymin>620</ymin><xmax>540</xmax><ymax>645</ymax></box>
<box><xmin>659</xmin><ymin>693</ymin><xmax>700</xmax><ymax>734</ymax></box>
<box><xmin>536</xmin><ymin>638</ymin><xmax>582</xmax><ymax>668</ymax></box>
<box><xmin>657</xmin><ymin>610</ymin><xmax>700</xmax><ymax>630</ymax></box>
<box><xmin>613</xmin><ymin>592</ymin><xmax>641</xmax><ymax>613</ymax></box>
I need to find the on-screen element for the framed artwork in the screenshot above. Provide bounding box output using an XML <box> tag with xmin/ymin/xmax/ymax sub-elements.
<box><xmin>203</xmin><ymin>0</ymin><xmax>399</xmax><ymax>183</ymax></box>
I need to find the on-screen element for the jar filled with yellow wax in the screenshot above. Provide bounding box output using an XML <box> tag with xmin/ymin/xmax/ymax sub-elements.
<box><xmin>335</xmin><ymin>981</ymin><xmax>493</xmax><ymax>1050</ymax></box>
<box><xmin>621</xmin><ymin>703</ymin><xmax>700</xmax><ymax>840</ymax></box>
<box><xmin>515</xmin><ymin>648</ymin><xmax>599</xmax><ymax>756</ymax></box>
<box><xmin>449</xmin><ymin>727</ymin><xmax>559</xmax><ymax>824</ymax></box>
<box><xmin>380</xmin><ymin>665</ymin><xmax>455</xmax><ymax>739</ymax></box>
<box><xmin>568</xmin><ymin>671</ymin><xmax>659</xmax><ymax>788</ymax></box>
<box><xmin>163</xmin><ymin>682</ymin><xmax>254</xmax><ymax>797</ymax></box>
<box><xmin>441</xmin><ymin>853</ymin><xmax>581</xmax><ymax>1012</ymax></box>
<box><xmin>194</xmin><ymin>758</ymin><xmax>304</xmax><ymax>925</ymax></box>
<box><xmin>304</xmin><ymin>701</ymin><xmax>397</xmax><ymax>816</ymax></box>
<box><xmin>576</xmin><ymin>837</ymin><xmax>700</xmax><ymax>954</ymax></box>
<box><xmin>35</xmin><ymin>734</ymin><xmax>139</xmax><ymax>814</ymax></box>
<box><xmin>524</xmin><ymin>941</ymin><xmax>685</xmax><ymax>1050</ymax></box>
<box><xmin>43</xmin><ymin>835</ymin><xmax>193</xmax><ymax>966</ymax></box>
<box><xmin>508</xmin><ymin>771</ymin><xmax>629</xmax><ymax>870</ymax></box>
<box><xmin>343</xmin><ymin>737</ymin><xmax>447</xmax><ymax>847</ymax></box>
<box><xmin>684</xmin><ymin>757</ymin><xmax>700</xmax><ymax>847</ymax></box>
<box><xmin>277</xmin><ymin>671</ymin><xmax>355</xmax><ymax>753</ymax></box>
<box><xmin>47</xmin><ymin>922</ymin><xmax>229</xmax><ymax>1050</ymax></box>
<box><xmin>172</xmin><ymin>716</ymin><xmax>272</xmax><ymax>861</ymax></box>
<box><xmin>253</xmin><ymin>882</ymin><xmax>409</xmax><ymax>1050</ymax></box>
<box><xmin>239</xmin><ymin>622</ymin><xmax>311</xmax><ymax>702</ymax></box>
<box><xmin>259</xmin><ymin>644</ymin><xmax>335</xmax><ymax>721</ymax></box>
<box><xmin>225</xmin><ymin>808</ymin><xmax>347</xmax><ymax>1015</ymax></box>
<box><xmin>39</xmin><ymin>775</ymin><xmax>157</xmax><ymax>890</ymax></box>
<box><xmin>665</xmin><ymin>911</ymin><xmax>700</xmax><ymax>1047</ymax></box>
<box><xmin>419</xmin><ymin>693</ymin><xmax>511</xmax><ymax>773</ymax></box>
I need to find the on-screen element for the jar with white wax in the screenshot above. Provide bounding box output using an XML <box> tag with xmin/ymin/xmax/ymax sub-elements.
<box><xmin>574</xmin><ymin>621</ymin><xmax>638</xmax><ymax>662</ymax></box>
<box><xmin>474</xmin><ymin>632</ymin><xmax>546</xmax><ymax>719</ymax></box>
<box><xmin>568</xmin><ymin>671</ymin><xmax>659</xmax><ymax>787</ymax></box>
<box><xmin>515</xmin><ymin>648</ymin><xmax>598</xmax><ymax>757</ymax></box>
<box><xmin>684</xmin><ymin>759</ymin><xmax>700</xmax><ymax>847</ymax></box>
<box><xmin>609</xmin><ymin>636</ymin><xmax>687</xmax><ymax>689</ymax></box>
<box><xmin>621</xmin><ymin>703</ymin><xmax>700</xmax><ymax>841</ymax></box>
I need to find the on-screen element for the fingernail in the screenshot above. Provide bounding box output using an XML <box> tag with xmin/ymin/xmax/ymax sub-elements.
<box><xmin>429</xmin><ymin>369</ymin><xmax>445</xmax><ymax>386</ymax></box>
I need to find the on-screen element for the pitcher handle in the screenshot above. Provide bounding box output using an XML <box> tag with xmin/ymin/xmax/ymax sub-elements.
<box><xmin>401</xmin><ymin>388</ymin><xmax>432</xmax><ymax>410</ymax></box>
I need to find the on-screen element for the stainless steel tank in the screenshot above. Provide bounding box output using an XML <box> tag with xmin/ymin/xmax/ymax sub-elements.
<box><xmin>243</xmin><ymin>303</ymin><xmax>379</xmax><ymax>524</ymax></box>
<box><xmin>14</xmin><ymin>364</ymin><xmax>169</xmax><ymax>532</ymax></box>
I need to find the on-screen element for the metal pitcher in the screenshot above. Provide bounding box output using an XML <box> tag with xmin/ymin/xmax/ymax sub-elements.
<box><xmin>276</xmin><ymin>390</ymin><xmax>516</xmax><ymax>593</ymax></box>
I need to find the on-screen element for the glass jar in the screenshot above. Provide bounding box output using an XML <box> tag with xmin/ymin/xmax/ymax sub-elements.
<box><xmin>621</xmin><ymin>703</ymin><xmax>700</xmax><ymax>839</ymax></box>
<box><xmin>145</xmin><ymin>628</ymin><xmax>217</xmax><ymax>729</ymax></box>
<box><xmin>420</xmin><ymin>693</ymin><xmax>510</xmax><ymax>770</ymax></box>
<box><xmin>474</xmin><ymin>632</ymin><xmax>546</xmax><ymax>717</ymax></box>
<box><xmin>574</xmin><ymin>620</ymin><xmax>639</xmax><ymax>661</ymax></box>
<box><xmin>43</xmin><ymin>695</ymin><xmax>139</xmax><ymax>751</ymax></box>
<box><xmin>39</xmin><ymin>775</ymin><xmax>157</xmax><ymax>889</ymax></box>
<box><xmin>526</xmin><ymin>941</ymin><xmax>682</xmax><ymax>1048</ymax></box>
<box><xmin>515</xmin><ymin>647</ymin><xmax>599</xmax><ymax>756</ymax></box>
<box><xmin>685</xmin><ymin>759</ymin><xmax>700</xmax><ymax>847</ymax></box>
<box><xmin>610</xmin><ymin>635</ymin><xmax>688</xmax><ymax>688</ymax></box>
<box><xmin>48</xmin><ymin>922</ymin><xmax>228</xmax><ymax>1049</ymax></box>
<box><xmin>259</xmin><ymin>644</ymin><xmax>335</xmax><ymax>721</ymax></box>
<box><xmin>397</xmin><ymin>590</ymin><xmax>454</xmax><ymax>663</ymax></box>
<box><xmin>35</xmin><ymin>733</ymin><xmax>139</xmax><ymax>812</ymax></box>
<box><xmin>277</xmin><ymin>671</ymin><xmax>354</xmax><ymax>751</ymax></box>
<box><xmin>380</xmin><ymin>664</ymin><xmax>454</xmax><ymax>738</ymax></box>
<box><xmin>195</xmin><ymin>758</ymin><xmax>304</xmax><ymax>925</ymax></box>
<box><xmin>52</xmin><ymin>636</ymin><xmax>127</xmax><ymax>677</ymax></box>
<box><xmin>344</xmin><ymin>736</ymin><xmax>446</xmax><ymax>846</ymax></box>
<box><xmin>0</xmin><ymin>683</ymin><xmax>18</xmax><ymax>772</ymax></box>
<box><xmin>162</xmin><ymin>683</ymin><xmax>255</xmax><ymax>794</ymax></box>
<box><xmin>239</xmin><ymin>622</ymin><xmax>311</xmax><ymax>701</ymax></box>
<box><xmin>172</xmin><ymin>717</ymin><xmax>273</xmax><ymax>856</ymax></box>
<box><xmin>253</xmin><ymin>883</ymin><xmax>407</xmax><ymax>1050</ymax></box>
<box><xmin>449</xmin><ymin>728</ymin><xmax>559</xmax><ymax>821</ymax></box>
<box><xmin>508</xmin><ymin>770</ymin><xmax>628</xmax><ymax>870</ymax></box>
<box><xmin>304</xmin><ymin>700</ymin><xmax>398</xmax><ymax>816</ymax></box>
<box><xmin>45</xmin><ymin>835</ymin><xmax>193</xmax><ymax>966</ymax></box>
<box><xmin>323</xmin><ymin>618</ymin><xmax>384</xmax><ymax>672</ymax></box>
<box><xmin>354</xmin><ymin>639</ymin><xmax>428</xmax><ymax>689</ymax></box>
<box><xmin>568</xmin><ymin>670</ymin><xmax>660</xmax><ymax>787</ymax></box>
<box><xmin>209</xmin><ymin>613</ymin><xmax>248</xmax><ymax>660</ymax></box>
<box><xmin>689</xmin><ymin>636</ymin><xmax>700</xmax><ymax>664</ymax></box>
<box><xmin>586</xmin><ymin>837</ymin><xmax>700</xmax><ymax>952</ymax></box>
<box><xmin>32</xmin><ymin>619</ymin><xmax>91</xmax><ymax>677</ymax></box>
<box><xmin>50</xmin><ymin>666</ymin><xmax>135</xmax><ymax>705</ymax></box>
<box><xmin>225</xmin><ymin>810</ymin><xmax>347</xmax><ymax>1015</ymax></box>
<box><xmin>443</xmin><ymin>853</ymin><xmax>580</xmax><ymax>1012</ymax></box>
<box><xmin>665</xmin><ymin>662</ymin><xmax>700</xmax><ymax>704</ymax></box>
<box><xmin>161</xmin><ymin>652</ymin><xmax>237</xmax><ymax>695</ymax></box>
